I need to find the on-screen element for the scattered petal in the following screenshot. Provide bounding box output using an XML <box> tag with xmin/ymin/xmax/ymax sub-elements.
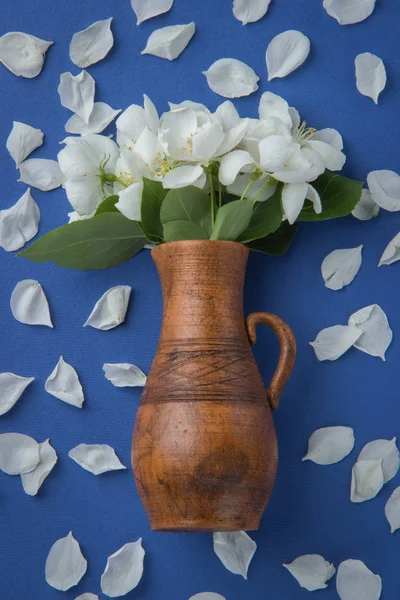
<box><xmin>0</xmin><ymin>432</ymin><xmax>39</xmax><ymax>475</ymax></box>
<box><xmin>101</xmin><ymin>539</ymin><xmax>145</xmax><ymax>597</ymax></box>
<box><xmin>355</xmin><ymin>53</ymin><xmax>386</xmax><ymax>104</ymax></box>
<box><xmin>70</xmin><ymin>18</ymin><xmax>114</xmax><ymax>68</ymax></box>
<box><xmin>367</xmin><ymin>170</ymin><xmax>400</xmax><ymax>212</ymax></box>
<box><xmin>45</xmin><ymin>531</ymin><xmax>87</xmax><ymax>591</ymax></box>
<box><xmin>58</xmin><ymin>71</ymin><xmax>95</xmax><ymax>124</ymax></box>
<box><xmin>103</xmin><ymin>363</ymin><xmax>147</xmax><ymax>387</ymax></box>
<box><xmin>75</xmin><ymin>595</ymin><xmax>99</xmax><ymax>600</ymax></box>
<box><xmin>352</xmin><ymin>189</ymin><xmax>380</xmax><ymax>221</ymax></box>
<box><xmin>0</xmin><ymin>373</ymin><xmax>35</xmax><ymax>416</ymax></box>
<box><xmin>45</xmin><ymin>356</ymin><xmax>84</xmax><ymax>408</ymax></box>
<box><xmin>323</xmin><ymin>0</ymin><xmax>376</xmax><ymax>25</ymax></box>
<box><xmin>0</xmin><ymin>32</ymin><xmax>53</xmax><ymax>78</ymax></box>
<box><xmin>303</xmin><ymin>426</ymin><xmax>355</xmax><ymax>465</ymax></box>
<box><xmin>348</xmin><ymin>304</ymin><xmax>392</xmax><ymax>360</ymax></box>
<box><xmin>233</xmin><ymin>0</ymin><xmax>272</xmax><ymax>24</ymax></box>
<box><xmin>203</xmin><ymin>58</ymin><xmax>259</xmax><ymax>98</ymax></box>
<box><xmin>6</xmin><ymin>121</ymin><xmax>44</xmax><ymax>168</ymax></box>
<box><xmin>65</xmin><ymin>102</ymin><xmax>121</xmax><ymax>135</ymax></box>
<box><xmin>309</xmin><ymin>325</ymin><xmax>362</xmax><ymax>361</ymax></box>
<box><xmin>18</xmin><ymin>159</ymin><xmax>63</xmax><ymax>191</ymax></box>
<box><xmin>385</xmin><ymin>487</ymin><xmax>400</xmax><ymax>533</ymax></box>
<box><xmin>131</xmin><ymin>0</ymin><xmax>174</xmax><ymax>24</ymax></box>
<box><xmin>336</xmin><ymin>559</ymin><xmax>381</xmax><ymax>600</ymax></box>
<box><xmin>213</xmin><ymin>531</ymin><xmax>256</xmax><ymax>579</ymax></box>
<box><xmin>321</xmin><ymin>246</ymin><xmax>363</xmax><ymax>291</ymax></box>
<box><xmin>350</xmin><ymin>459</ymin><xmax>384</xmax><ymax>502</ymax></box>
<box><xmin>0</xmin><ymin>188</ymin><xmax>40</xmax><ymax>252</ymax></box>
<box><xmin>21</xmin><ymin>439</ymin><xmax>57</xmax><ymax>495</ymax></box>
<box><xmin>69</xmin><ymin>443</ymin><xmax>126</xmax><ymax>475</ymax></box>
<box><xmin>84</xmin><ymin>286</ymin><xmax>131</xmax><ymax>330</ymax></box>
<box><xmin>358</xmin><ymin>438</ymin><xmax>399</xmax><ymax>483</ymax></box>
<box><xmin>141</xmin><ymin>23</ymin><xmax>195</xmax><ymax>60</ymax></box>
<box><xmin>266</xmin><ymin>30</ymin><xmax>310</xmax><ymax>81</ymax></box>
<box><xmin>189</xmin><ymin>595</ymin><xmax>226</xmax><ymax>600</ymax></box>
<box><xmin>283</xmin><ymin>554</ymin><xmax>336</xmax><ymax>591</ymax></box>
<box><xmin>379</xmin><ymin>232</ymin><xmax>400</xmax><ymax>266</ymax></box>
<box><xmin>10</xmin><ymin>279</ymin><xmax>53</xmax><ymax>327</ymax></box>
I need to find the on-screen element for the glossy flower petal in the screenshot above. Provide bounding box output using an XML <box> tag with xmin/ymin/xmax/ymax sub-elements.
<box><xmin>45</xmin><ymin>532</ymin><xmax>87</xmax><ymax>591</ymax></box>
<box><xmin>131</xmin><ymin>0</ymin><xmax>173</xmax><ymax>24</ymax></box>
<box><xmin>233</xmin><ymin>0</ymin><xmax>272</xmax><ymax>24</ymax></box>
<box><xmin>6</xmin><ymin>121</ymin><xmax>43</xmax><ymax>167</ymax></box>
<box><xmin>355</xmin><ymin>53</ymin><xmax>386</xmax><ymax>104</ymax></box>
<box><xmin>45</xmin><ymin>356</ymin><xmax>84</xmax><ymax>408</ymax></box>
<box><xmin>141</xmin><ymin>23</ymin><xmax>195</xmax><ymax>60</ymax></box>
<box><xmin>0</xmin><ymin>188</ymin><xmax>40</xmax><ymax>251</ymax></box>
<box><xmin>0</xmin><ymin>32</ymin><xmax>53</xmax><ymax>77</ymax></box>
<box><xmin>266</xmin><ymin>30</ymin><xmax>310</xmax><ymax>81</ymax></box>
<box><xmin>10</xmin><ymin>279</ymin><xmax>53</xmax><ymax>327</ymax></box>
<box><xmin>203</xmin><ymin>58</ymin><xmax>259</xmax><ymax>98</ymax></box>
<box><xmin>303</xmin><ymin>426</ymin><xmax>355</xmax><ymax>465</ymax></box>
<box><xmin>58</xmin><ymin>71</ymin><xmax>95</xmax><ymax>124</ymax></box>
<box><xmin>283</xmin><ymin>555</ymin><xmax>336</xmax><ymax>591</ymax></box>
<box><xmin>321</xmin><ymin>246</ymin><xmax>363</xmax><ymax>290</ymax></box>
<box><xmin>70</xmin><ymin>18</ymin><xmax>114</xmax><ymax>68</ymax></box>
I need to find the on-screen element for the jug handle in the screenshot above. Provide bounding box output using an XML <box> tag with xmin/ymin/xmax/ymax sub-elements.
<box><xmin>246</xmin><ymin>312</ymin><xmax>296</xmax><ymax>411</ymax></box>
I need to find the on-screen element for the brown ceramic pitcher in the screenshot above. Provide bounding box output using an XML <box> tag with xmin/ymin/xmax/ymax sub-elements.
<box><xmin>131</xmin><ymin>240</ymin><xmax>296</xmax><ymax>532</ymax></box>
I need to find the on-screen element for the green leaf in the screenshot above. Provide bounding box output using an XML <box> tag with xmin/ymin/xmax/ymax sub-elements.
<box><xmin>140</xmin><ymin>178</ymin><xmax>168</xmax><ymax>243</ymax></box>
<box><xmin>210</xmin><ymin>198</ymin><xmax>254</xmax><ymax>241</ymax></box>
<box><xmin>298</xmin><ymin>171</ymin><xmax>363</xmax><ymax>221</ymax></box>
<box><xmin>238</xmin><ymin>187</ymin><xmax>283</xmax><ymax>243</ymax></box>
<box><xmin>95</xmin><ymin>195</ymin><xmax>119</xmax><ymax>215</ymax></box>
<box><xmin>160</xmin><ymin>186</ymin><xmax>212</xmax><ymax>235</ymax></box>
<box><xmin>163</xmin><ymin>220</ymin><xmax>209</xmax><ymax>242</ymax></box>
<box><xmin>247</xmin><ymin>222</ymin><xmax>298</xmax><ymax>255</ymax></box>
<box><xmin>18</xmin><ymin>213</ymin><xmax>146</xmax><ymax>270</ymax></box>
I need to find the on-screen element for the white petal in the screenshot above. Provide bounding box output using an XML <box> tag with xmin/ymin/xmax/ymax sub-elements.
<box><xmin>233</xmin><ymin>0</ymin><xmax>272</xmax><ymax>24</ymax></box>
<box><xmin>350</xmin><ymin>459</ymin><xmax>384</xmax><ymax>502</ymax></box>
<box><xmin>21</xmin><ymin>439</ymin><xmax>57</xmax><ymax>495</ymax></box>
<box><xmin>258</xmin><ymin>92</ymin><xmax>292</xmax><ymax>129</ymax></box>
<box><xmin>131</xmin><ymin>0</ymin><xmax>173</xmax><ymax>24</ymax></box>
<box><xmin>367</xmin><ymin>170</ymin><xmax>400</xmax><ymax>211</ymax></box>
<box><xmin>307</xmin><ymin>139</ymin><xmax>346</xmax><ymax>171</ymax></box>
<box><xmin>0</xmin><ymin>32</ymin><xmax>53</xmax><ymax>78</ymax></box>
<box><xmin>6</xmin><ymin>121</ymin><xmax>44</xmax><ymax>167</ymax></box>
<box><xmin>101</xmin><ymin>539</ymin><xmax>145</xmax><ymax>597</ymax></box>
<box><xmin>313</xmin><ymin>128</ymin><xmax>343</xmax><ymax>150</ymax></box>
<box><xmin>0</xmin><ymin>432</ymin><xmax>40</xmax><ymax>475</ymax></box>
<box><xmin>348</xmin><ymin>304</ymin><xmax>392</xmax><ymax>360</ymax></box>
<box><xmin>18</xmin><ymin>159</ymin><xmax>63</xmax><ymax>191</ymax></box>
<box><xmin>163</xmin><ymin>164</ymin><xmax>204</xmax><ymax>189</ymax></box>
<box><xmin>142</xmin><ymin>22</ymin><xmax>195</xmax><ymax>60</ymax></box>
<box><xmin>321</xmin><ymin>246</ymin><xmax>363</xmax><ymax>291</ymax></box>
<box><xmin>266</xmin><ymin>30</ymin><xmax>310</xmax><ymax>81</ymax></box>
<box><xmin>65</xmin><ymin>102</ymin><xmax>121</xmax><ymax>135</ymax></box>
<box><xmin>84</xmin><ymin>286</ymin><xmax>131</xmax><ymax>330</ymax></box>
<box><xmin>69</xmin><ymin>443</ymin><xmax>126</xmax><ymax>475</ymax></box>
<box><xmin>45</xmin><ymin>356</ymin><xmax>84</xmax><ymax>408</ymax></box>
<box><xmin>0</xmin><ymin>373</ymin><xmax>34</xmax><ymax>416</ymax></box>
<box><xmin>45</xmin><ymin>531</ymin><xmax>87</xmax><ymax>591</ymax></box>
<box><xmin>303</xmin><ymin>426</ymin><xmax>355</xmax><ymax>465</ymax></box>
<box><xmin>385</xmin><ymin>487</ymin><xmax>400</xmax><ymax>533</ymax></box>
<box><xmin>103</xmin><ymin>363</ymin><xmax>147</xmax><ymax>387</ymax></box>
<box><xmin>68</xmin><ymin>211</ymin><xmax>95</xmax><ymax>223</ymax></box>
<box><xmin>352</xmin><ymin>189</ymin><xmax>380</xmax><ymax>221</ymax></box>
<box><xmin>355</xmin><ymin>53</ymin><xmax>386</xmax><ymax>104</ymax></box>
<box><xmin>358</xmin><ymin>438</ymin><xmax>399</xmax><ymax>483</ymax></box>
<box><xmin>306</xmin><ymin>184</ymin><xmax>322</xmax><ymax>213</ymax></box>
<box><xmin>189</xmin><ymin>596</ymin><xmax>225</xmax><ymax>600</ymax></box>
<box><xmin>203</xmin><ymin>59</ymin><xmax>259</xmax><ymax>98</ymax></box>
<box><xmin>310</xmin><ymin>325</ymin><xmax>362</xmax><ymax>361</ymax></box>
<box><xmin>227</xmin><ymin>173</ymin><xmax>277</xmax><ymax>201</ymax></box>
<box><xmin>10</xmin><ymin>279</ymin><xmax>53</xmax><ymax>327</ymax></box>
<box><xmin>115</xmin><ymin>182</ymin><xmax>143</xmax><ymax>221</ymax></box>
<box><xmin>70</xmin><ymin>18</ymin><xmax>114</xmax><ymax>68</ymax></box>
<box><xmin>75</xmin><ymin>595</ymin><xmax>99</xmax><ymax>600</ymax></box>
<box><xmin>213</xmin><ymin>531</ymin><xmax>256</xmax><ymax>579</ymax></box>
<box><xmin>281</xmin><ymin>182</ymin><xmax>308</xmax><ymax>224</ymax></box>
<box><xmin>218</xmin><ymin>150</ymin><xmax>254</xmax><ymax>186</ymax></box>
<box><xmin>283</xmin><ymin>555</ymin><xmax>336</xmax><ymax>591</ymax></box>
<box><xmin>323</xmin><ymin>0</ymin><xmax>376</xmax><ymax>25</ymax></box>
<box><xmin>58</xmin><ymin>71</ymin><xmax>95</xmax><ymax>124</ymax></box>
<box><xmin>336</xmin><ymin>559</ymin><xmax>381</xmax><ymax>600</ymax></box>
<box><xmin>259</xmin><ymin>135</ymin><xmax>292</xmax><ymax>171</ymax></box>
<box><xmin>0</xmin><ymin>188</ymin><xmax>40</xmax><ymax>251</ymax></box>
<box><xmin>379</xmin><ymin>232</ymin><xmax>400</xmax><ymax>266</ymax></box>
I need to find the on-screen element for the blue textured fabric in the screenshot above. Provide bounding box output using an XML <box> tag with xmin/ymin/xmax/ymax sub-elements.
<box><xmin>1</xmin><ymin>0</ymin><xmax>400</xmax><ymax>598</ymax></box>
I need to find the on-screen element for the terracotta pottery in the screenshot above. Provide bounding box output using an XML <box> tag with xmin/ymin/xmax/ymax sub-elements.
<box><xmin>131</xmin><ymin>240</ymin><xmax>296</xmax><ymax>532</ymax></box>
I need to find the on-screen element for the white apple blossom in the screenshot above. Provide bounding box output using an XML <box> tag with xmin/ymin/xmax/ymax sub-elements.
<box><xmin>58</xmin><ymin>135</ymin><xmax>119</xmax><ymax>216</ymax></box>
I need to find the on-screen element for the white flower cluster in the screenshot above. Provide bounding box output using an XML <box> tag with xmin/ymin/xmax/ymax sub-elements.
<box><xmin>58</xmin><ymin>91</ymin><xmax>346</xmax><ymax>226</ymax></box>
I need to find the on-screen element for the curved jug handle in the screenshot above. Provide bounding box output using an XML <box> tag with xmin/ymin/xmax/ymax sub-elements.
<box><xmin>246</xmin><ymin>312</ymin><xmax>296</xmax><ymax>411</ymax></box>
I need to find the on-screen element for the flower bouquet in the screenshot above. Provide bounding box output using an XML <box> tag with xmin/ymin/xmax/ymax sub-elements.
<box><xmin>19</xmin><ymin>91</ymin><xmax>363</xmax><ymax>531</ymax></box>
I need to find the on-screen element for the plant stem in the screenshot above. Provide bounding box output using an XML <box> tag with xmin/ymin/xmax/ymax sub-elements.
<box><xmin>218</xmin><ymin>180</ymin><xmax>222</xmax><ymax>209</ymax></box>
<box><xmin>207</xmin><ymin>168</ymin><xmax>215</xmax><ymax>227</ymax></box>
<box><xmin>239</xmin><ymin>173</ymin><xmax>258</xmax><ymax>201</ymax></box>
<box><xmin>252</xmin><ymin>178</ymin><xmax>277</xmax><ymax>204</ymax></box>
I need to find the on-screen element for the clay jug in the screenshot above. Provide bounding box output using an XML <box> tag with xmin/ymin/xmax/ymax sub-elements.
<box><xmin>131</xmin><ymin>240</ymin><xmax>296</xmax><ymax>532</ymax></box>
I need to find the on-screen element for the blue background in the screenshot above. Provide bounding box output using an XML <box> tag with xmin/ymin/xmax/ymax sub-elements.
<box><xmin>1</xmin><ymin>0</ymin><xmax>400</xmax><ymax>598</ymax></box>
